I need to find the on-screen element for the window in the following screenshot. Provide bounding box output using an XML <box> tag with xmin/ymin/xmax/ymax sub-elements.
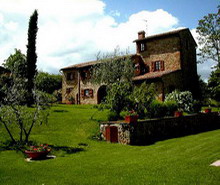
<box><xmin>66</xmin><ymin>72</ymin><xmax>74</xmax><ymax>80</ymax></box>
<box><xmin>81</xmin><ymin>89</ymin><xmax>93</xmax><ymax>98</ymax></box>
<box><xmin>155</xmin><ymin>61</ymin><xmax>161</xmax><ymax>71</ymax></box>
<box><xmin>84</xmin><ymin>89</ymin><xmax>90</xmax><ymax>97</ymax></box>
<box><xmin>140</xmin><ymin>43</ymin><xmax>146</xmax><ymax>52</ymax></box>
<box><xmin>81</xmin><ymin>70</ymin><xmax>91</xmax><ymax>80</ymax></box>
<box><xmin>134</xmin><ymin>63</ymin><xmax>141</xmax><ymax>76</ymax></box>
<box><xmin>151</xmin><ymin>61</ymin><xmax>165</xmax><ymax>72</ymax></box>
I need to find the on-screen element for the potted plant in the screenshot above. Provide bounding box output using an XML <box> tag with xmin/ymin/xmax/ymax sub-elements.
<box><xmin>174</xmin><ymin>108</ymin><xmax>183</xmax><ymax>117</ymax></box>
<box><xmin>204</xmin><ymin>108</ymin><xmax>212</xmax><ymax>113</ymax></box>
<box><xmin>204</xmin><ymin>98</ymin><xmax>212</xmax><ymax>113</ymax></box>
<box><xmin>24</xmin><ymin>144</ymin><xmax>51</xmax><ymax>159</ymax></box>
<box><xmin>125</xmin><ymin>110</ymin><xmax>138</xmax><ymax>123</ymax></box>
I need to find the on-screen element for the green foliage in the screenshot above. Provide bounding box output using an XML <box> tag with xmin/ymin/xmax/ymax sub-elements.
<box><xmin>196</xmin><ymin>5</ymin><xmax>220</xmax><ymax>66</ymax></box>
<box><xmin>91</xmin><ymin>49</ymin><xmax>134</xmax><ymax>86</ymax></box>
<box><xmin>0</xmin><ymin>88</ymin><xmax>51</xmax><ymax>144</ymax></box>
<box><xmin>165</xmin><ymin>90</ymin><xmax>194</xmax><ymax>112</ymax></box>
<box><xmin>164</xmin><ymin>101</ymin><xmax>178</xmax><ymax>116</ymax></box>
<box><xmin>3</xmin><ymin>49</ymin><xmax>26</xmax><ymax>77</ymax></box>
<box><xmin>106</xmin><ymin>82</ymin><xmax>132</xmax><ymax>116</ymax></box>
<box><xmin>91</xmin><ymin>49</ymin><xmax>135</xmax><ymax>117</ymax></box>
<box><xmin>193</xmin><ymin>100</ymin><xmax>202</xmax><ymax>113</ymax></box>
<box><xmin>148</xmin><ymin>100</ymin><xmax>167</xmax><ymax>118</ymax></box>
<box><xmin>26</xmin><ymin>9</ymin><xmax>38</xmax><ymax>105</ymax></box>
<box><xmin>197</xmin><ymin>75</ymin><xmax>209</xmax><ymax>101</ymax></box>
<box><xmin>35</xmin><ymin>71</ymin><xmax>62</xmax><ymax>94</ymax></box>
<box><xmin>129</xmin><ymin>82</ymin><xmax>155</xmax><ymax>118</ymax></box>
<box><xmin>107</xmin><ymin>111</ymin><xmax>119</xmax><ymax>121</ymax></box>
<box><xmin>0</xmin><ymin>105</ymin><xmax>220</xmax><ymax>184</ymax></box>
<box><xmin>208</xmin><ymin>67</ymin><xmax>220</xmax><ymax>101</ymax></box>
<box><xmin>1</xmin><ymin>49</ymin><xmax>28</xmax><ymax>103</ymax></box>
<box><xmin>147</xmin><ymin>100</ymin><xmax>178</xmax><ymax>118</ymax></box>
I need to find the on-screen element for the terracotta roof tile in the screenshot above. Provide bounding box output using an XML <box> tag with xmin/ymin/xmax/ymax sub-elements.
<box><xmin>133</xmin><ymin>70</ymin><xmax>181</xmax><ymax>81</ymax></box>
<box><xmin>60</xmin><ymin>54</ymin><xmax>137</xmax><ymax>70</ymax></box>
<box><xmin>60</xmin><ymin>60</ymin><xmax>101</xmax><ymax>70</ymax></box>
<box><xmin>133</xmin><ymin>28</ymin><xmax>188</xmax><ymax>42</ymax></box>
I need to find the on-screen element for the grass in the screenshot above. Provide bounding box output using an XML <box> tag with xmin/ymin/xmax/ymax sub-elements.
<box><xmin>0</xmin><ymin>104</ymin><xmax>220</xmax><ymax>185</ymax></box>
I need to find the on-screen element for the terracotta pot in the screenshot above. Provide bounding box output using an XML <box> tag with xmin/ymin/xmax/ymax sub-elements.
<box><xmin>174</xmin><ymin>111</ymin><xmax>183</xmax><ymax>117</ymax></box>
<box><xmin>125</xmin><ymin>115</ymin><xmax>138</xmax><ymax>123</ymax></box>
<box><xmin>204</xmin><ymin>108</ymin><xmax>211</xmax><ymax>113</ymax></box>
<box><xmin>24</xmin><ymin>150</ymin><xmax>50</xmax><ymax>159</ymax></box>
<box><xmin>66</xmin><ymin>101</ymin><xmax>73</xmax><ymax>105</ymax></box>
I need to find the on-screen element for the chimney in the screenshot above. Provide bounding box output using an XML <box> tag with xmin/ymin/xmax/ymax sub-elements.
<box><xmin>138</xmin><ymin>30</ymin><xmax>145</xmax><ymax>39</ymax></box>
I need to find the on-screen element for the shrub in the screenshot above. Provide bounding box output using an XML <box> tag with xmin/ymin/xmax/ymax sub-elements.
<box><xmin>107</xmin><ymin>111</ymin><xmax>119</xmax><ymax>121</ymax></box>
<box><xmin>165</xmin><ymin>90</ymin><xmax>194</xmax><ymax>113</ymax></box>
<box><xmin>106</xmin><ymin>82</ymin><xmax>132</xmax><ymax>117</ymax></box>
<box><xmin>148</xmin><ymin>100</ymin><xmax>167</xmax><ymax>118</ymax></box>
<box><xmin>164</xmin><ymin>101</ymin><xmax>178</xmax><ymax>116</ymax></box>
<box><xmin>193</xmin><ymin>100</ymin><xmax>202</xmax><ymax>113</ymax></box>
<box><xmin>129</xmin><ymin>83</ymin><xmax>155</xmax><ymax>118</ymax></box>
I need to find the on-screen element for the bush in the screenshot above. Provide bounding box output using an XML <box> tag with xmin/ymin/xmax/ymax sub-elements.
<box><xmin>165</xmin><ymin>90</ymin><xmax>194</xmax><ymax>113</ymax></box>
<box><xmin>148</xmin><ymin>100</ymin><xmax>167</xmax><ymax>118</ymax></box>
<box><xmin>164</xmin><ymin>101</ymin><xmax>178</xmax><ymax>116</ymax></box>
<box><xmin>107</xmin><ymin>111</ymin><xmax>119</xmax><ymax>121</ymax></box>
<box><xmin>193</xmin><ymin>100</ymin><xmax>202</xmax><ymax>113</ymax></box>
<box><xmin>129</xmin><ymin>83</ymin><xmax>155</xmax><ymax>118</ymax></box>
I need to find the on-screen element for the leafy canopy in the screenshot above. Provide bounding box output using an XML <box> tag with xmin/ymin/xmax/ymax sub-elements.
<box><xmin>196</xmin><ymin>5</ymin><xmax>220</xmax><ymax>67</ymax></box>
<box><xmin>208</xmin><ymin>68</ymin><xmax>220</xmax><ymax>101</ymax></box>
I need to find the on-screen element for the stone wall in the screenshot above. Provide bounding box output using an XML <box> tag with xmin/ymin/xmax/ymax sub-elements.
<box><xmin>62</xmin><ymin>68</ymin><xmax>101</xmax><ymax>104</ymax></box>
<box><xmin>141</xmin><ymin>35</ymin><xmax>182</xmax><ymax>72</ymax></box>
<box><xmin>179</xmin><ymin>31</ymin><xmax>199</xmax><ymax>98</ymax></box>
<box><xmin>61</xmin><ymin>69</ymin><xmax>78</xmax><ymax>104</ymax></box>
<box><xmin>100</xmin><ymin>113</ymin><xmax>220</xmax><ymax>145</ymax></box>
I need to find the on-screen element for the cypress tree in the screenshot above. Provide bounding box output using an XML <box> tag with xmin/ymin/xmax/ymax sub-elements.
<box><xmin>26</xmin><ymin>10</ymin><xmax>38</xmax><ymax>105</ymax></box>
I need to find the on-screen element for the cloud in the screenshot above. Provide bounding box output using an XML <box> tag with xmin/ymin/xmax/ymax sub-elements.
<box><xmin>110</xmin><ymin>10</ymin><xmax>120</xmax><ymax>17</ymax></box>
<box><xmin>0</xmin><ymin>0</ymin><xmax>180</xmax><ymax>74</ymax></box>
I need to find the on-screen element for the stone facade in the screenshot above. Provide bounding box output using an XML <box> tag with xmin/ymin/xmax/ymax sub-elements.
<box><xmin>60</xmin><ymin>28</ymin><xmax>198</xmax><ymax>104</ymax></box>
<box><xmin>100</xmin><ymin>113</ymin><xmax>220</xmax><ymax>145</ymax></box>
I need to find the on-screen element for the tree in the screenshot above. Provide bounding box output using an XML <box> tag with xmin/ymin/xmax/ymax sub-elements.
<box><xmin>196</xmin><ymin>5</ymin><xmax>220</xmax><ymax>67</ymax></box>
<box><xmin>208</xmin><ymin>68</ymin><xmax>220</xmax><ymax>101</ymax></box>
<box><xmin>26</xmin><ymin>10</ymin><xmax>38</xmax><ymax>105</ymax></box>
<box><xmin>130</xmin><ymin>82</ymin><xmax>155</xmax><ymax>118</ymax></box>
<box><xmin>1</xmin><ymin>49</ymin><xmax>28</xmax><ymax>104</ymax></box>
<box><xmin>0</xmin><ymin>63</ymin><xmax>50</xmax><ymax>144</ymax></box>
<box><xmin>91</xmin><ymin>49</ymin><xmax>134</xmax><ymax>116</ymax></box>
<box><xmin>35</xmin><ymin>71</ymin><xmax>62</xmax><ymax>94</ymax></box>
<box><xmin>0</xmin><ymin>88</ymin><xmax>50</xmax><ymax>144</ymax></box>
<box><xmin>3</xmin><ymin>49</ymin><xmax>26</xmax><ymax>77</ymax></box>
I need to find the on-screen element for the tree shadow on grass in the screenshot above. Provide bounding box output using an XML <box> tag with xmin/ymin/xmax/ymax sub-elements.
<box><xmin>53</xmin><ymin>109</ymin><xmax>68</xmax><ymax>113</ymax></box>
<box><xmin>51</xmin><ymin>145</ymin><xmax>85</xmax><ymax>154</ymax></box>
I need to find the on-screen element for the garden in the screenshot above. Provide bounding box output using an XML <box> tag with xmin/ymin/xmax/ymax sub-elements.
<box><xmin>0</xmin><ymin>7</ymin><xmax>220</xmax><ymax>185</ymax></box>
<box><xmin>0</xmin><ymin>104</ymin><xmax>220</xmax><ymax>185</ymax></box>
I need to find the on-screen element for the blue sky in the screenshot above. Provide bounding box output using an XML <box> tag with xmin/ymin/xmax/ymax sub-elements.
<box><xmin>104</xmin><ymin>0</ymin><xmax>219</xmax><ymax>28</ymax></box>
<box><xmin>0</xmin><ymin>0</ymin><xmax>219</xmax><ymax>81</ymax></box>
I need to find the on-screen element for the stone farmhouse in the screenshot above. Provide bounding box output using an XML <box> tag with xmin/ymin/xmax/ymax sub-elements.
<box><xmin>60</xmin><ymin>28</ymin><xmax>198</xmax><ymax>104</ymax></box>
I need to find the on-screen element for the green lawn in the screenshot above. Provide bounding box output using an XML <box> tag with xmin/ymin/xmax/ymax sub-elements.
<box><xmin>0</xmin><ymin>104</ymin><xmax>220</xmax><ymax>185</ymax></box>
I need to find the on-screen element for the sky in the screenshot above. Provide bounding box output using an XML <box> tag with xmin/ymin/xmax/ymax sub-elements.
<box><xmin>0</xmin><ymin>0</ymin><xmax>219</xmax><ymax>81</ymax></box>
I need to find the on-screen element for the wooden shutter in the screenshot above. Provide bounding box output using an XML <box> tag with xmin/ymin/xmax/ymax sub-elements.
<box><xmin>151</xmin><ymin>62</ymin><xmax>155</xmax><ymax>72</ymax></box>
<box><xmin>66</xmin><ymin>88</ymin><xmax>70</xmax><ymax>94</ymax></box>
<box><xmin>89</xmin><ymin>89</ymin><xmax>93</xmax><ymax>97</ymax></box>
<box><xmin>81</xmin><ymin>89</ymin><xmax>84</xmax><ymax>98</ymax></box>
<box><xmin>161</xmin><ymin>61</ymin><xmax>165</xmax><ymax>71</ymax></box>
